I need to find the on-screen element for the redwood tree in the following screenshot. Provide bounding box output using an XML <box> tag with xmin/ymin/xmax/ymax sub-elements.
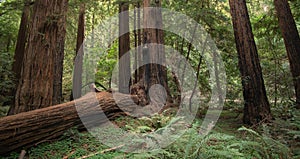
<box><xmin>7</xmin><ymin>0</ymin><xmax>31</xmax><ymax>114</ymax></box>
<box><xmin>72</xmin><ymin>3</ymin><xmax>85</xmax><ymax>100</ymax></box>
<box><xmin>12</xmin><ymin>0</ymin><xmax>30</xmax><ymax>87</ymax></box>
<box><xmin>10</xmin><ymin>0</ymin><xmax>68</xmax><ymax>115</ymax></box>
<box><xmin>274</xmin><ymin>0</ymin><xmax>300</xmax><ymax>109</ymax></box>
<box><xmin>229</xmin><ymin>0</ymin><xmax>271</xmax><ymax>125</ymax></box>
<box><xmin>142</xmin><ymin>0</ymin><xmax>171</xmax><ymax>102</ymax></box>
<box><xmin>118</xmin><ymin>2</ymin><xmax>131</xmax><ymax>94</ymax></box>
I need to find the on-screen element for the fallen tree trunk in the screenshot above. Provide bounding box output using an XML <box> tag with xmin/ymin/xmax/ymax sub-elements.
<box><xmin>0</xmin><ymin>92</ymin><xmax>139</xmax><ymax>155</ymax></box>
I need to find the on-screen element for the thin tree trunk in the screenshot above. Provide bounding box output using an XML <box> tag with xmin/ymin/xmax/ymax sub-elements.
<box><xmin>118</xmin><ymin>2</ymin><xmax>131</xmax><ymax>94</ymax></box>
<box><xmin>12</xmin><ymin>0</ymin><xmax>31</xmax><ymax>88</ymax></box>
<box><xmin>72</xmin><ymin>3</ymin><xmax>85</xmax><ymax>100</ymax></box>
<box><xmin>137</xmin><ymin>3</ymin><xmax>142</xmax><ymax>82</ymax></box>
<box><xmin>229</xmin><ymin>0</ymin><xmax>271</xmax><ymax>125</ymax></box>
<box><xmin>6</xmin><ymin>36</ymin><xmax>11</xmax><ymax>52</ymax></box>
<box><xmin>181</xmin><ymin>16</ymin><xmax>199</xmax><ymax>86</ymax></box>
<box><xmin>7</xmin><ymin>0</ymin><xmax>31</xmax><ymax>115</ymax></box>
<box><xmin>274</xmin><ymin>0</ymin><xmax>300</xmax><ymax>109</ymax></box>
<box><xmin>84</xmin><ymin>9</ymin><xmax>95</xmax><ymax>91</ymax></box>
<box><xmin>52</xmin><ymin>1</ymin><xmax>68</xmax><ymax>106</ymax></box>
<box><xmin>189</xmin><ymin>56</ymin><xmax>202</xmax><ymax>111</ymax></box>
<box><xmin>11</xmin><ymin>0</ymin><xmax>68</xmax><ymax>115</ymax></box>
<box><xmin>134</xmin><ymin>5</ymin><xmax>138</xmax><ymax>84</ymax></box>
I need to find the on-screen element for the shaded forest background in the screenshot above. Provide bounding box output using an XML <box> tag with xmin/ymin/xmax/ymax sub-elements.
<box><xmin>1</xmin><ymin>0</ymin><xmax>299</xmax><ymax>115</ymax></box>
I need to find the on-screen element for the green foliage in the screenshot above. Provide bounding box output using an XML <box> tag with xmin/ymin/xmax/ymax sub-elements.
<box><xmin>248</xmin><ymin>0</ymin><xmax>296</xmax><ymax>110</ymax></box>
<box><xmin>0</xmin><ymin>0</ymin><xmax>20</xmax><ymax>106</ymax></box>
<box><xmin>238</xmin><ymin>126</ymin><xmax>291</xmax><ymax>159</ymax></box>
<box><xmin>95</xmin><ymin>42</ymin><xmax>118</xmax><ymax>88</ymax></box>
<box><xmin>3</xmin><ymin>128</ymin><xmax>120</xmax><ymax>159</ymax></box>
<box><xmin>265</xmin><ymin>109</ymin><xmax>300</xmax><ymax>158</ymax></box>
<box><xmin>0</xmin><ymin>52</ymin><xmax>15</xmax><ymax>106</ymax></box>
<box><xmin>118</xmin><ymin>119</ymin><xmax>292</xmax><ymax>159</ymax></box>
<box><xmin>177</xmin><ymin>124</ymin><xmax>291</xmax><ymax>159</ymax></box>
<box><xmin>0</xmin><ymin>106</ymin><xmax>9</xmax><ymax>117</ymax></box>
<box><xmin>115</xmin><ymin>111</ymin><xmax>174</xmax><ymax>133</ymax></box>
<box><xmin>2</xmin><ymin>115</ymin><xmax>296</xmax><ymax>159</ymax></box>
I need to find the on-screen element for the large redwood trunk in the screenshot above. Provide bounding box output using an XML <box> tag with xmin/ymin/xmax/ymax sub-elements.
<box><xmin>0</xmin><ymin>92</ymin><xmax>139</xmax><ymax>155</ymax></box>
<box><xmin>142</xmin><ymin>0</ymin><xmax>165</xmax><ymax>89</ymax></box>
<box><xmin>229</xmin><ymin>0</ymin><xmax>271</xmax><ymax>125</ymax></box>
<box><xmin>139</xmin><ymin>0</ymin><xmax>172</xmax><ymax>104</ymax></box>
<box><xmin>10</xmin><ymin>0</ymin><xmax>68</xmax><ymax>115</ymax></box>
<box><xmin>274</xmin><ymin>0</ymin><xmax>300</xmax><ymax>109</ymax></box>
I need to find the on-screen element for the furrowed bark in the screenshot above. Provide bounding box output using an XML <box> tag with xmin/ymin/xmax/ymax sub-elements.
<box><xmin>0</xmin><ymin>92</ymin><xmax>139</xmax><ymax>155</ymax></box>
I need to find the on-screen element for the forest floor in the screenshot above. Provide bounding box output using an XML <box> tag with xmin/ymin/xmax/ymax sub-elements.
<box><xmin>1</xmin><ymin>107</ymin><xmax>299</xmax><ymax>159</ymax></box>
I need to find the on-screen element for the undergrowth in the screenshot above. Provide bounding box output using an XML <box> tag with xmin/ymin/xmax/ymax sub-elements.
<box><xmin>1</xmin><ymin>109</ymin><xmax>298</xmax><ymax>159</ymax></box>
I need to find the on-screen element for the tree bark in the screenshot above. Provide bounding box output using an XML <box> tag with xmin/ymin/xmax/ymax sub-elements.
<box><xmin>143</xmin><ymin>0</ymin><xmax>164</xmax><ymax>89</ymax></box>
<box><xmin>134</xmin><ymin>5</ymin><xmax>138</xmax><ymax>84</ymax></box>
<box><xmin>11</xmin><ymin>0</ymin><xmax>30</xmax><ymax>82</ymax></box>
<box><xmin>229</xmin><ymin>0</ymin><xmax>271</xmax><ymax>125</ymax></box>
<box><xmin>7</xmin><ymin>0</ymin><xmax>31</xmax><ymax>115</ymax></box>
<box><xmin>71</xmin><ymin>3</ymin><xmax>85</xmax><ymax>100</ymax></box>
<box><xmin>137</xmin><ymin>2</ymin><xmax>142</xmax><ymax>82</ymax></box>
<box><xmin>52</xmin><ymin>0</ymin><xmax>68</xmax><ymax>106</ymax></box>
<box><xmin>0</xmin><ymin>92</ymin><xmax>139</xmax><ymax>155</ymax></box>
<box><xmin>118</xmin><ymin>2</ymin><xmax>131</xmax><ymax>94</ymax></box>
<box><xmin>141</xmin><ymin>0</ymin><xmax>172</xmax><ymax>103</ymax></box>
<box><xmin>274</xmin><ymin>0</ymin><xmax>300</xmax><ymax>109</ymax></box>
<box><xmin>10</xmin><ymin>0</ymin><xmax>68</xmax><ymax>115</ymax></box>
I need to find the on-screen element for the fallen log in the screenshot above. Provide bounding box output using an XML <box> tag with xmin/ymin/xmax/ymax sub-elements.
<box><xmin>0</xmin><ymin>92</ymin><xmax>139</xmax><ymax>155</ymax></box>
